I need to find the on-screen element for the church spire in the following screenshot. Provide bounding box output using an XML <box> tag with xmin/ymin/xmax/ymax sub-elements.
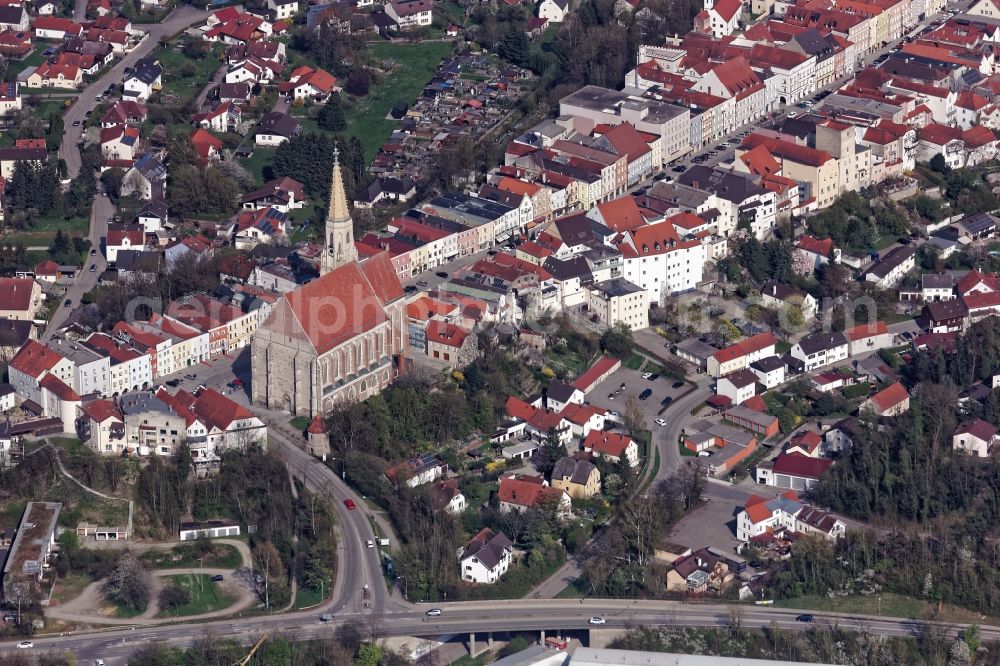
<box><xmin>321</xmin><ymin>146</ymin><xmax>356</xmax><ymax>275</ymax></box>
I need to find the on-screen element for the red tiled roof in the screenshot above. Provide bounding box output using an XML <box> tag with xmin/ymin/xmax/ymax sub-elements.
<box><xmin>796</xmin><ymin>234</ymin><xmax>833</xmax><ymax>256</ymax></box>
<box><xmin>956</xmin><ymin>90</ymin><xmax>988</xmax><ymax>111</ymax></box>
<box><xmin>963</xmin><ymin>125</ymin><xmax>998</xmax><ymax>148</ymax></box>
<box><xmin>711</xmin><ymin>57</ymin><xmax>765</xmax><ymax>98</ymax></box>
<box><xmin>595</xmin><ymin>196</ymin><xmax>646</xmax><ymax>233</ymax></box>
<box><xmin>743</xmin><ymin>394</ymin><xmax>768</xmax><ymax>413</ymax></box>
<box><xmin>917</xmin><ymin>123</ymin><xmax>962</xmax><ymax>146</ymax></box>
<box><xmin>771</xmin><ymin>452</ymin><xmax>832</xmax><ymax>479</ymax></box>
<box><xmin>955</xmin><ymin>418</ymin><xmax>996</xmax><ymax>442</ymax></box>
<box><xmin>497</xmin><ymin>474</ymin><xmax>562</xmax><ymax>507</ymax></box>
<box><xmin>571</xmin><ymin>355</ymin><xmax>621</xmax><ymax>392</ymax></box>
<box><xmin>190</xmin><ymin>387</ymin><xmax>255</xmax><ymax>430</ymax></box>
<box><xmin>10</xmin><ymin>340</ymin><xmax>62</xmax><ymax>378</ymax></box>
<box><xmin>276</xmin><ymin>253</ymin><xmax>403</xmax><ymax>355</ymax></box>
<box><xmin>560</xmin><ymin>402</ymin><xmax>604</xmax><ymax>425</ymax></box>
<box><xmin>83</xmin><ymin>398</ymin><xmax>123</xmax><ymax>424</ymax></box>
<box><xmin>584</xmin><ymin>430</ymin><xmax>633</xmax><ymax>458</ymax></box>
<box><xmin>40</xmin><ymin>372</ymin><xmax>79</xmax><ymax>401</ymax></box>
<box><xmin>426</xmin><ymin>320</ymin><xmax>470</xmax><ymax>348</ymax></box>
<box><xmin>712</xmin><ymin>0</ymin><xmax>741</xmax><ymax>21</ymax></box>
<box><xmin>739</xmin><ymin>144</ymin><xmax>781</xmax><ymax>177</ymax></box>
<box><xmin>843</xmin><ymin>321</ymin><xmax>888</xmax><ymax>341</ymax></box>
<box><xmin>868</xmin><ymin>381</ymin><xmax>909</xmax><ymax>412</ymax></box>
<box><xmin>599</xmin><ymin>122</ymin><xmax>652</xmax><ymax>161</ymax></box>
<box><xmin>744</xmin><ymin>495</ymin><xmax>773</xmax><ymax>524</ymax></box>
<box><xmin>741</xmin><ymin>133</ymin><xmax>833</xmax><ymax>167</ymax></box>
<box><xmin>710</xmin><ymin>332</ymin><xmax>778</xmax><ymax>364</ymax></box>
<box><xmin>789</xmin><ymin>430</ymin><xmax>822</xmax><ymax>454</ymax></box>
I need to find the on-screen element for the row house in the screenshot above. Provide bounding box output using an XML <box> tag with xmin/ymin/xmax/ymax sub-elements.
<box><xmin>790</xmin><ymin>331</ymin><xmax>849</xmax><ymax>372</ymax></box>
<box><xmin>748</xmin><ymin>44</ymin><xmax>817</xmax><ymax>107</ymax></box>
<box><xmin>707</xmin><ymin>332</ymin><xmax>777</xmax><ymax>377</ymax></box>
<box><xmin>690</xmin><ymin>57</ymin><xmax>767</xmax><ymax>133</ymax></box>
<box><xmin>165</xmin><ymin>294</ymin><xmax>259</xmax><ymax>358</ymax></box>
<box><xmin>677</xmin><ymin>166</ymin><xmax>776</xmax><ymax>240</ymax></box>
<box><xmin>83</xmin><ymin>333</ymin><xmax>153</xmax><ymax>396</ymax></box>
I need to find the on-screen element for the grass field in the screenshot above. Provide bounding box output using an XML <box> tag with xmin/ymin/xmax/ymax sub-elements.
<box><xmin>238</xmin><ymin>147</ymin><xmax>276</xmax><ymax>186</ymax></box>
<box><xmin>623</xmin><ymin>352</ymin><xmax>645</xmax><ymax>370</ymax></box>
<box><xmin>141</xmin><ymin>543</ymin><xmax>242</xmax><ymax>570</ymax></box>
<box><xmin>289</xmin><ymin>415</ymin><xmax>310</xmax><ymax>431</ymax></box>
<box><xmin>50</xmin><ymin>573</ymin><xmax>92</xmax><ymax>606</ymax></box>
<box><xmin>156</xmin><ymin>574</ymin><xmax>235</xmax><ymax>618</ymax></box>
<box><xmin>773</xmin><ymin>593</ymin><xmax>999</xmax><ymax>625</ymax></box>
<box><xmin>294</xmin><ymin>584</ymin><xmax>327</xmax><ymax>609</ymax></box>
<box><xmin>156</xmin><ymin>47</ymin><xmax>222</xmax><ymax>107</ymax></box>
<box><xmin>346</xmin><ymin>41</ymin><xmax>453</xmax><ymax>162</ymax></box>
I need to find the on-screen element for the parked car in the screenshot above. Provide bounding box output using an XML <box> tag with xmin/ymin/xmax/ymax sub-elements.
<box><xmin>671</xmin><ymin>165</ymin><xmax>687</xmax><ymax>173</ymax></box>
<box><xmin>72</xmin><ymin>120</ymin><xmax>80</xmax><ymax>126</ymax></box>
<box><xmin>366</xmin><ymin>540</ymin><xmax>374</xmax><ymax>548</ymax></box>
<box><xmin>641</xmin><ymin>372</ymin><xmax>653</xmax><ymax>380</ymax></box>
<box><xmin>166</xmin><ymin>379</ymin><xmax>181</xmax><ymax>388</ymax></box>
<box><xmin>320</xmin><ymin>613</ymin><xmax>333</xmax><ymax>622</ymax></box>
<box><xmin>608</xmin><ymin>393</ymin><xmax>615</xmax><ymax>401</ymax></box>
<box><xmin>435</xmin><ymin>271</ymin><xmax>449</xmax><ymax>278</ymax></box>
<box><xmin>404</xmin><ymin>285</ymin><xmax>417</xmax><ymax>294</ymax></box>
<box><xmin>90</xmin><ymin>248</ymin><xmax>97</xmax><ymax>256</ymax></box>
<box><xmin>672</xmin><ymin>381</ymin><xmax>685</xmax><ymax>389</ymax></box>
<box><xmin>661</xmin><ymin>397</ymin><xmax>673</xmax><ymax>406</ymax></box>
<box><xmin>89</xmin><ymin>264</ymin><xmax>96</xmax><ymax>272</ymax></box>
<box><xmin>210</xmin><ymin>575</ymin><xmax>224</xmax><ymax>582</ymax></box>
<box><xmin>17</xmin><ymin>641</ymin><xmax>32</xmax><ymax>649</ymax></box>
<box><xmin>698</xmin><ymin>450</ymin><xmax>713</xmax><ymax>457</ymax></box>
<box><xmin>639</xmin><ymin>388</ymin><xmax>652</xmax><ymax>400</ymax></box>
<box><xmin>343</xmin><ymin>499</ymin><xmax>356</xmax><ymax>510</ymax></box>
<box><xmin>648</xmin><ymin>374</ymin><xmax>659</xmax><ymax>381</ymax></box>
<box><xmin>64</xmin><ymin>299</ymin><xmax>72</xmax><ymax>307</ymax></box>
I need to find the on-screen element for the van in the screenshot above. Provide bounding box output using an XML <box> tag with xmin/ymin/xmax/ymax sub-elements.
<box><xmin>320</xmin><ymin>614</ymin><xmax>333</xmax><ymax>622</ymax></box>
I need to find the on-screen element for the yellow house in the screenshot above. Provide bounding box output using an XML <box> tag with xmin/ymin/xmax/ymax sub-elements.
<box><xmin>551</xmin><ymin>457</ymin><xmax>601</xmax><ymax>499</ymax></box>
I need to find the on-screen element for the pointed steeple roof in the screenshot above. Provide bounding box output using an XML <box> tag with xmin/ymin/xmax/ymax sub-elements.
<box><xmin>328</xmin><ymin>146</ymin><xmax>350</xmax><ymax>222</ymax></box>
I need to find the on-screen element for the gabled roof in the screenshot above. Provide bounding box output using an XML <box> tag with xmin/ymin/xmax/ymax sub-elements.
<box><xmin>843</xmin><ymin>321</ymin><xmax>888</xmax><ymax>341</ymax></box>
<box><xmin>711</xmin><ymin>0</ymin><xmax>741</xmax><ymax>21</ymax></box>
<box><xmin>584</xmin><ymin>430</ymin><xmax>634</xmax><ymax>458</ymax></box>
<box><xmin>771</xmin><ymin>452</ymin><xmax>832</xmax><ymax>479</ymax></box>
<box><xmin>710</xmin><ymin>332</ymin><xmax>777</xmax><ymax>365</ymax></box>
<box><xmin>955</xmin><ymin>418</ymin><xmax>997</xmax><ymax>442</ymax></box>
<box><xmin>552</xmin><ymin>456</ymin><xmax>598</xmax><ymax>486</ymax></box>
<box><xmin>594</xmin><ymin>196</ymin><xmax>646</xmax><ymax>232</ymax></box>
<box><xmin>868</xmin><ymin>381</ymin><xmax>909</xmax><ymax>413</ymax></box>
<box><xmin>271</xmin><ymin>253</ymin><xmax>403</xmax><ymax>355</ymax></box>
<box><xmin>39</xmin><ymin>373</ymin><xmax>80</xmax><ymax>401</ymax></box>
<box><xmin>9</xmin><ymin>340</ymin><xmax>62</xmax><ymax>379</ymax></box>
<box><xmin>190</xmin><ymin>387</ymin><xmax>255</xmax><ymax>430</ymax></box>
<box><xmin>497</xmin><ymin>474</ymin><xmax>562</xmax><ymax>507</ymax></box>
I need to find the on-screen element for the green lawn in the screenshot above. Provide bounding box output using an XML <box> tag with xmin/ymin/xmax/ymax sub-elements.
<box><xmin>678</xmin><ymin>441</ymin><xmax>696</xmax><ymax>457</ymax></box>
<box><xmin>141</xmin><ymin>543</ymin><xmax>242</xmax><ymax>570</ymax></box>
<box><xmin>347</xmin><ymin>41</ymin><xmax>454</xmax><ymax>162</ymax></box>
<box><xmin>623</xmin><ymin>352</ymin><xmax>645</xmax><ymax>370</ymax></box>
<box><xmin>155</xmin><ymin>47</ymin><xmax>223</xmax><ymax>107</ymax></box>
<box><xmin>111</xmin><ymin>597</ymin><xmax>146</xmax><ymax>618</ymax></box>
<box><xmin>156</xmin><ymin>574</ymin><xmax>236</xmax><ymax>618</ymax></box>
<box><xmin>21</xmin><ymin>44</ymin><xmax>49</xmax><ymax>68</ymax></box>
<box><xmin>294</xmin><ymin>584</ymin><xmax>328</xmax><ymax>609</ymax></box>
<box><xmin>289</xmin><ymin>415</ymin><xmax>310</xmax><ymax>431</ymax></box>
<box><xmin>772</xmin><ymin>593</ymin><xmax>997</xmax><ymax>625</ymax></box>
<box><xmin>238</xmin><ymin>147</ymin><xmax>277</xmax><ymax>186</ymax></box>
<box><xmin>775</xmin><ymin>340</ymin><xmax>792</xmax><ymax>354</ymax></box>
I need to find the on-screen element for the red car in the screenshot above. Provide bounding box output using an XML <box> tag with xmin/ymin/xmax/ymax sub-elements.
<box><xmin>343</xmin><ymin>499</ymin><xmax>356</xmax><ymax>510</ymax></box>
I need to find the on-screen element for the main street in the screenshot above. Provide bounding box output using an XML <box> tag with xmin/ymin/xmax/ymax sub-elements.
<box><xmin>12</xmin><ymin>595</ymin><xmax>1000</xmax><ymax>662</ymax></box>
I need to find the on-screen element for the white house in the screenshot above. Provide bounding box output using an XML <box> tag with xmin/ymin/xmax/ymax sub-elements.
<box><xmin>844</xmin><ymin>321</ymin><xmax>893</xmax><ymax>357</ymax></box>
<box><xmin>790</xmin><ymin>331</ymin><xmax>849</xmax><ymax>372</ymax></box>
<box><xmin>736</xmin><ymin>494</ymin><xmax>845</xmax><ymax>541</ymax></box>
<box><xmin>759</xmin><ymin>281</ymin><xmax>816</xmax><ymax>320</ymax></box>
<box><xmin>749</xmin><ymin>356</ymin><xmax>785</xmax><ymax>390</ymax></box>
<box><xmin>386</xmin><ymin>454</ymin><xmax>447</xmax><ymax>488</ymax></box>
<box><xmin>123</xmin><ymin>57</ymin><xmax>162</xmax><ymax>102</ymax></box>
<box><xmin>458</xmin><ymin>528</ymin><xmax>512</xmax><ymax>584</ymax></box>
<box><xmin>616</xmin><ymin>220</ymin><xmax>707</xmax><ymax>302</ymax></box>
<box><xmin>953</xmin><ymin>419</ymin><xmax>998</xmax><ymax>457</ymax></box>
<box><xmin>717</xmin><ymin>369</ymin><xmax>758</xmax><ymax>406</ymax></box>
<box><xmin>696</xmin><ymin>0</ymin><xmax>741</xmax><ymax>39</ymax></box>
<box><xmin>537</xmin><ymin>0</ymin><xmax>568</xmax><ymax>22</ymax></box>
<box><xmin>266</xmin><ymin>0</ymin><xmax>298</xmax><ymax>20</ymax></box>
<box><xmin>384</xmin><ymin>0</ymin><xmax>434</xmax><ymax>28</ymax></box>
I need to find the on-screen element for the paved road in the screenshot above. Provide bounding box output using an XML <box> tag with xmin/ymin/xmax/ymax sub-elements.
<box><xmin>59</xmin><ymin>5</ymin><xmax>211</xmax><ymax>180</ymax></box>
<box><xmin>41</xmin><ymin>194</ymin><xmax>114</xmax><ymax>342</ymax></box>
<box><xmin>10</xmin><ymin>597</ymin><xmax>1000</xmax><ymax>664</ymax></box>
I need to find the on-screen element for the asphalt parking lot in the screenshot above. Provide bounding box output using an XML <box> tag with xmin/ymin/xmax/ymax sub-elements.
<box><xmin>667</xmin><ymin>491</ymin><xmax>743</xmax><ymax>554</ymax></box>
<box><xmin>585</xmin><ymin>367</ymin><xmax>694</xmax><ymax>430</ymax></box>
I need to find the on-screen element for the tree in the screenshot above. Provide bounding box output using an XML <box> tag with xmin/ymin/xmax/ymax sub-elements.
<box><xmin>600</xmin><ymin>322</ymin><xmax>634</xmax><ymax>359</ymax></box>
<box><xmin>102</xmin><ymin>550</ymin><xmax>151</xmax><ymax>612</ymax></box>
<box><xmin>622</xmin><ymin>394</ymin><xmax>646</xmax><ymax>437</ymax></box>
<box><xmin>252</xmin><ymin>540</ymin><xmax>284</xmax><ymax>608</ymax></box>
<box><xmin>159</xmin><ymin>584</ymin><xmax>191</xmax><ymax>610</ymax></box>
<box><xmin>317</xmin><ymin>96</ymin><xmax>346</xmax><ymax>132</ymax></box>
<box><xmin>930</xmin><ymin>153</ymin><xmax>949</xmax><ymax>173</ymax></box>
<box><xmin>534</xmin><ymin>427</ymin><xmax>564</xmax><ymax>478</ymax></box>
<box><xmin>100</xmin><ymin>167</ymin><xmax>126</xmax><ymax>200</ymax></box>
<box><xmin>355</xmin><ymin>643</ymin><xmax>383</xmax><ymax>666</ymax></box>
<box><xmin>346</xmin><ymin>70</ymin><xmax>370</xmax><ymax>96</ymax></box>
<box><xmin>498</xmin><ymin>21</ymin><xmax>529</xmax><ymax>66</ymax></box>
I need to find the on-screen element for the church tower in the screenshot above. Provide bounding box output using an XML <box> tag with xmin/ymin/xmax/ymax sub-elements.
<box><xmin>320</xmin><ymin>147</ymin><xmax>357</xmax><ymax>275</ymax></box>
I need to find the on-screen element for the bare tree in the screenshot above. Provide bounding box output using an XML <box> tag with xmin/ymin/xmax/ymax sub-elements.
<box><xmin>103</xmin><ymin>550</ymin><xmax>152</xmax><ymax>612</ymax></box>
<box><xmin>252</xmin><ymin>540</ymin><xmax>283</xmax><ymax>608</ymax></box>
<box><xmin>622</xmin><ymin>394</ymin><xmax>646</xmax><ymax>437</ymax></box>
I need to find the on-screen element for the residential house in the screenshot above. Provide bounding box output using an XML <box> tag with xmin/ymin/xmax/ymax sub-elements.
<box><xmin>583</xmin><ymin>430</ymin><xmax>639</xmax><ymax>467</ymax></box>
<box><xmin>384</xmin><ymin>0</ymin><xmax>433</xmax><ymax>28</ymax></box>
<box><xmin>665</xmin><ymin>547</ymin><xmax>735</xmax><ymax>593</ymax></box>
<box><xmin>824</xmin><ymin>417</ymin><xmax>861</xmax><ymax>453</ymax></box>
<box><xmin>255</xmin><ymin>111</ymin><xmax>301</xmax><ymax>146</ymax></box>
<box><xmin>953</xmin><ymin>418</ymin><xmax>998</xmax><ymax>457</ymax></box>
<box><xmin>25</xmin><ymin>62</ymin><xmax>81</xmax><ymax>89</ymax></box>
<box><xmin>737</xmin><ymin>493</ymin><xmax>845</xmax><ymax>541</ymax></box>
<box><xmin>458</xmin><ymin>528</ymin><xmax>512</xmax><ymax>584</ymax></box>
<box><xmin>191</xmin><ymin>101</ymin><xmax>241</xmax><ymax>133</ymax></box>
<box><xmin>707</xmin><ymin>332</ymin><xmax>777</xmax><ymax>377</ymax></box>
<box><xmin>241</xmin><ymin>177</ymin><xmax>306</xmax><ymax>213</ymax></box>
<box><xmin>717</xmin><ymin>369</ymin><xmax>758</xmax><ymax>406</ymax></box>
<box><xmin>922</xmin><ymin>299</ymin><xmax>968</xmax><ymax>333</ymax></box>
<box><xmin>100</xmin><ymin>124</ymin><xmax>140</xmax><ymax>163</ymax></box>
<box><xmin>796</xmin><ymin>234</ymin><xmax>839</xmax><ymax>268</ymax></box>
<box><xmin>755</xmin><ymin>452</ymin><xmax>832</xmax><ymax>490</ymax></box>
<box><xmin>537</xmin><ymin>0</ymin><xmax>568</xmax><ymax>23</ymax></box>
<box><xmin>123</xmin><ymin>57</ymin><xmax>162</xmax><ymax>102</ymax></box>
<box><xmin>759</xmin><ymin>281</ymin><xmax>816</xmax><ymax>320</ymax></box>
<box><xmin>864</xmin><ymin>245</ymin><xmax>916</xmax><ymax>288</ymax></box>
<box><xmin>790</xmin><ymin>331</ymin><xmax>849</xmax><ymax>372</ymax></box>
<box><xmin>386</xmin><ymin>453</ymin><xmax>446</xmax><ymax>488</ymax></box>
<box><xmin>105</xmin><ymin>224</ymin><xmax>145</xmax><ymax>263</ymax></box>
<box><xmin>497</xmin><ymin>473</ymin><xmax>571</xmax><ymax>515</ymax></box>
<box><xmin>425</xmin><ymin>320</ymin><xmax>478</xmax><ymax>367</ymax></box>
<box><xmin>749</xmin><ymin>356</ymin><xmax>785</xmax><ymax>390</ymax></box>
<box><xmin>429</xmin><ymin>479</ymin><xmax>466</xmax><ymax>514</ymax></box>
<box><xmin>281</xmin><ymin>65</ymin><xmax>337</xmax><ymax>101</ymax></box>
<box><xmin>844</xmin><ymin>321</ymin><xmax>893</xmax><ymax>356</ymax></box>
<box><xmin>121</xmin><ymin>153</ymin><xmax>167</xmax><ymax>200</ymax></box>
<box><xmin>861</xmin><ymin>381</ymin><xmax>910</xmax><ymax>417</ymax></box>
<box><xmin>0</xmin><ymin>278</ymin><xmax>42</xmax><ymax>320</ymax></box>
<box><xmin>551</xmin><ymin>457</ymin><xmax>601</xmax><ymax>499</ymax></box>
<box><xmin>191</xmin><ymin>128</ymin><xmax>223</xmax><ymax>162</ymax></box>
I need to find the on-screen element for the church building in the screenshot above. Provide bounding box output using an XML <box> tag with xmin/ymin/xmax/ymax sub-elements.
<box><xmin>250</xmin><ymin>151</ymin><xmax>408</xmax><ymax>416</ymax></box>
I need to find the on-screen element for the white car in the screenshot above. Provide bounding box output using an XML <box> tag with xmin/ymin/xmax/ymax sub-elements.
<box><xmin>17</xmin><ymin>641</ymin><xmax>33</xmax><ymax>649</ymax></box>
<box><xmin>426</xmin><ymin>608</ymin><xmax>442</xmax><ymax>616</ymax></box>
<box><xmin>654</xmin><ymin>418</ymin><xmax>667</xmax><ymax>427</ymax></box>
<box><xmin>641</xmin><ymin>372</ymin><xmax>653</xmax><ymax>379</ymax></box>
<box><xmin>366</xmin><ymin>540</ymin><xmax>374</xmax><ymax>548</ymax></box>
<box><xmin>588</xmin><ymin>617</ymin><xmax>606</xmax><ymax>625</ymax></box>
